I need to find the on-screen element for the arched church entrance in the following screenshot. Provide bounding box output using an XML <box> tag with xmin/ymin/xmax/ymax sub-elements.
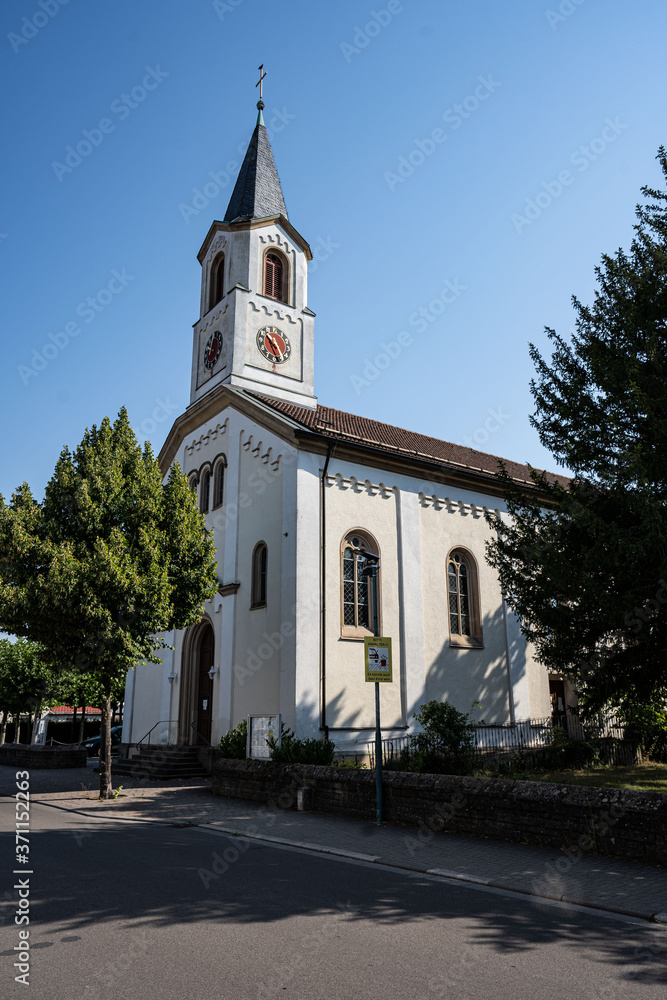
<box><xmin>178</xmin><ymin>620</ymin><xmax>215</xmax><ymax>745</ymax></box>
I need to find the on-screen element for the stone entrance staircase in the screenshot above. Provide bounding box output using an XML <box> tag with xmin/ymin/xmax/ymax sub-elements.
<box><xmin>113</xmin><ymin>745</ymin><xmax>207</xmax><ymax>780</ymax></box>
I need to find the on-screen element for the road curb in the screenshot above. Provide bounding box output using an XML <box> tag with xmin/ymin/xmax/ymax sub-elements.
<box><xmin>427</xmin><ymin>867</ymin><xmax>490</xmax><ymax>885</ymax></box>
<box><xmin>202</xmin><ymin>822</ymin><xmax>663</xmax><ymax>923</ymax></box>
<box><xmin>29</xmin><ymin>798</ymin><xmax>665</xmax><ymax>924</ymax></box>
<box><xmin>200</xmin><ymin>824</ymin><xmax>381</xmax><ymax>862</ymax></box>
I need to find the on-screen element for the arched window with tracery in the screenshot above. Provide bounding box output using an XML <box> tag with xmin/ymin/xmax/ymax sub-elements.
<box><xmin>209</xmin><ymin>253</ymin><xmax>225</xmax><ymax>310</ymax></box>
<box><xmin>341</xmin><ymin>531</ymin><xmax>380</xmax><ymax>637</ymax></box>
<box><xmin>264</xmin><ymin>251</ymin><xmax>286</xmax><ymax>302</ymax></box>
<box><xmin>212</xmin><ymin>456</ymin><xmax>226</xmax><ymax>509</ymax></box>
<box><xmin>188</xmin><ymin>473</ymin><xmax>198</xmax><ymax>496</ymax></box>
<box><xmin>447</xmin><ymin>548</ymin><xmax>483</xmax><ymax>647</ymax></box>
<box><xmin>251</xmin><ymin>542</ymin><xmax>267</xmax><ymax>608</ymax></box>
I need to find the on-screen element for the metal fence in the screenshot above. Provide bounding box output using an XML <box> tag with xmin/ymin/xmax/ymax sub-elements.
<box><xmin>366</xmin><ymin>710</ymin><xmax>631</xmax><ymax>767</ymax></box>
<box><xmin>473</xmin><ymin>711</ymin><xmax>626</xmax><ymax>750</ymax></box>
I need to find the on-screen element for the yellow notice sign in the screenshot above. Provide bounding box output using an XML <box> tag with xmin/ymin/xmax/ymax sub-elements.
<box><xmin>364</xmin><ymin>636</ymin><xmax>393</xmax><ymax>683</ymax></box>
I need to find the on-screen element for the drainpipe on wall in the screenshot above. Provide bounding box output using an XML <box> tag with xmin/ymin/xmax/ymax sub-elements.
<box><xmin>320</xmin><ymin>442</ymin><xmax>335</xmax><ymax>737</ymax></box>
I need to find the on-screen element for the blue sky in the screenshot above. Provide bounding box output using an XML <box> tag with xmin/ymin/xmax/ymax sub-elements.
<box><xmin>1</xmin><ymin>0</ymin><xmax>666</xmax><ymax>501</ymax></box>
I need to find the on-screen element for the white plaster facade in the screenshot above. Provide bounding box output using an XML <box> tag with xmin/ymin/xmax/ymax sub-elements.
<box><xmin>122</xmin><ymin>120</ymin><xmax>553</xmax><ymax>754</ymax></box>
<box><xmin>122</xmin><ymin>393</ymin><xmax>553</xmax><ymax>750</ymax></box>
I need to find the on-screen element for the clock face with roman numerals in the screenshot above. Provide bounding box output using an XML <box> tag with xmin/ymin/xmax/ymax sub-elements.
<box><xmin>257</xmin><ymin>326</ymin><xmax>291</xmax><ymax>364</ymax></box>
<box><xmin>204</xmin><ymin>330</ymin><xmax>222</xmax><ymax>370</ymax></box>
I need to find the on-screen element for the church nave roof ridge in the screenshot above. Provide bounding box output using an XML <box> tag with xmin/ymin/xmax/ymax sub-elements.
<box><xmin>246</xmin><ymin>391</ymin><xmax>570</xmax><ymax>490</ymax></box>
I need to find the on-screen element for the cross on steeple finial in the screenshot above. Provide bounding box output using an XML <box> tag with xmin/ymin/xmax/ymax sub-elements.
<box><xmin>255</xmin><ymin>64</ymin><xmax>267</xmax><ymax>125</ymax></box>
<box><xmin>256</xmin><ymin>63</ymin><xmax>267</xmax><ymax>103</ymax></box>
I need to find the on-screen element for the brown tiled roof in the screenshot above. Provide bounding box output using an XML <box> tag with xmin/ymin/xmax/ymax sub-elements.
<box><xmin>48</xmin><ymin>705</ymin><xmax>102</xmax><ymax>715</ymax></box>
<box><xmin>249</xmin><ymin>393</ymin><xmax>570</xmax><ymax>488</ymax></box>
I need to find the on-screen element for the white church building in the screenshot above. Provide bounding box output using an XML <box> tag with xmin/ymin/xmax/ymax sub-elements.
<box><xmin>121</xmin><ymin>94</ymin><xmax>567</xmax><ymax>755</ymax></box>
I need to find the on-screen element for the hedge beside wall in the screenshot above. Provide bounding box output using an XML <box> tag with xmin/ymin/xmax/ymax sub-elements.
<box><xmin>211</xmin><ymin>757</ymin><xmax>667</xmax><ymax>865</ymax></box>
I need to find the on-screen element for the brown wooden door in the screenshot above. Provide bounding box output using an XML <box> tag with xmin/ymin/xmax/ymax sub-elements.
<box><xmin>196</xmin><ymin>626</ymin><xmax>214</xmax><ymax>745</ymax></box>
<box><xmin>549</xmin><ymin>679</ymin><xmax>567</xmax><ymax>734</ymax></box>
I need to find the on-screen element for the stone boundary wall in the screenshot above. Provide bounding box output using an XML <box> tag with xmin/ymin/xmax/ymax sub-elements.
<box><xmin>0</xmin><ymin>744</ymin><xmax>88</xmax><ymax>769</ymax></box>
<box><xmin>211</xmin><ymin>757</ymin><xmax>667</xmax><ymax>865</ymax></box>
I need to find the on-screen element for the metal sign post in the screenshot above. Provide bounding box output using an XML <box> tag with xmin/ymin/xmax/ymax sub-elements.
<box><xmin>375</xmin><ymin>681</ymin><xmax>381</xmax><ymax>823</ymax></box>
<box><xmin>364</xmin><ymin>636</ymin><xmax>393</xmax><ymax>824</ymax></box>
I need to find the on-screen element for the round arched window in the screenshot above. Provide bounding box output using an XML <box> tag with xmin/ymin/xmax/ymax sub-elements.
<box><xmin>264</xmin><ymin>252</ymin><xmax>285</xmax><ymax>301</ymax></box>
<box><xmin>447</xmin><ymin>549</ymin><xmax>483</xmax><ymax>646</ymax></box>
<box><xmin>341</xmin><ymin>532</ymin><xmax>379</xmax><ymax>636</ymax></box>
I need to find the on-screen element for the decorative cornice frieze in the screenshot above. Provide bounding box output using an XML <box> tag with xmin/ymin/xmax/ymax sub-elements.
<box><xmin>196</xmin><ymin>303</ymin><xmax>229</xmax><ymax>337</ymax></box>
<box><xmin>418</xmin><ymin>492</ymin><xmax>499</xmax><ymax>518</ymax></box>
<box><xmin>241</xmin><ymin>433</ymin><xmax>282</xmax><ymax>471</ymax></box>
<box><xmin>258</xmin><ymin>232</ymin><xmax>294</xmax><ymax>259</ymax></box>
<box><xmin>205</xmin><ymin>233</ymin><xmax>228</xmax><ymax>265</ymax></box>
<box><xmin>185</xmin><ymin>419</ymin><xmax>229</xmax><ymax>456</ymax></box>
<box><xmin>249</xmin><ymin>300</ymin><xmax>298</xmax><ymax>325</ymax></box>
<box><xmin>325</xmin><ymin>473</ymin><xmax>396</xmax><ymax>499</ymax></box>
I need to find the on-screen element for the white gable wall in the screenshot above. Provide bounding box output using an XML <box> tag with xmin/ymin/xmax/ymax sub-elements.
<box><xmin>123</xmin><ymin>407</ymin><xmax>552</xmax><ymax>749</ymax></box>
<box><xmin>227</xmin><ymin>422</ymin><xmax>295</xmax><ymax>728</ymax></box>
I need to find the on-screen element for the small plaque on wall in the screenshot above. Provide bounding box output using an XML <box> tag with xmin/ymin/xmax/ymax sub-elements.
<box><xmin>247</xmin><ymin>714</ymin><xmax>281</xmax><ymax>760</ymax></box>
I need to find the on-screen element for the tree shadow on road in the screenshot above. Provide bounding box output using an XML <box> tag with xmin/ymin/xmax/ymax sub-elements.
<box><xmin>2</xmin><ymin>815</ymin><xmax>665</xmax><ymax>993</ymax></box>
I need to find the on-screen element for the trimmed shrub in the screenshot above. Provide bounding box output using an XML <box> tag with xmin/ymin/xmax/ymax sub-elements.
<box><xmin>619</xmin><ymin>704</ymin><xmax>667</xmax><ymax>762</ymax></box>
<box><xmin>219</xmin><ymin>719</ymin><xmax>248</xmax><ymax>759</ymax></box>
<box><xmin>386</xmin><ymin>700</ymin><xmax>479</xmax><ymax>776</ymax></box>
<box><xmin>539</xmin><ymin>725</ymin><xmax>603</xmax><ymax>769</ymax></box>
<box><xmin>267</xmin><ymin>727</ymin><xmax>336</xmax><ymax>765</ymax></box>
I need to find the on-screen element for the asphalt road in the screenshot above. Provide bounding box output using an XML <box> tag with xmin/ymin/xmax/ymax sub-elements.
<box><xmin>1</xmin><ymin>801</ymin><xmax>666</xmax><ymax>1000</ymax></box>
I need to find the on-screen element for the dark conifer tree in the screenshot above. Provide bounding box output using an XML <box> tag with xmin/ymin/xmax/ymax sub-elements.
<box><xmin>486</xmin><ymin>149</ymin><xmax>667</xmax><ymax>712</ymax></box>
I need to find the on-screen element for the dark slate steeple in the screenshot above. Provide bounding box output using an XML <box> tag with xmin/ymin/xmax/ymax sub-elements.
<box><xmin>223</xmin><ymin>100</ymin><xmax>288</xmax><ymax>224</ymax></box>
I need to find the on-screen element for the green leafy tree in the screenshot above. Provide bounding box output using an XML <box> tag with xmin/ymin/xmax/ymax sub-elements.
<box><xmin>0</xmin><ymin>408</ymin><xmax>218</xmax><ymax>797</ymax></box>
<box><xmin>0</xmin><ymin>638</ymin><xmax>62</xmax><ymax>742</ymax></box>
<box><xmin>486</xmin><ymin>149</ymin><xmax>667</xmax><ymax>713</ymax></box>
<box><xmin>57</xmin><ymin>668</ymin><xmax>125</xmax><ymax>742</ymax></box>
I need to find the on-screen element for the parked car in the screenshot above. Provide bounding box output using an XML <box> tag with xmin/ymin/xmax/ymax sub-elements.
<box><xmin>82</xmin><ymin>726</ymin><xmax>123</xmax><ymax>756</ymax></box>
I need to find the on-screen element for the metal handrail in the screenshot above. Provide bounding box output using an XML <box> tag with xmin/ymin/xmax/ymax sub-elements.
<box><xmin>135</xmin><ymin>720</ymin><xmax>177</xmax><ymax>750</ymax></box>
<box><xmin>190</xmin><ymin>722</ymin><xmax>212</xmax><ymax>747</ymax></box>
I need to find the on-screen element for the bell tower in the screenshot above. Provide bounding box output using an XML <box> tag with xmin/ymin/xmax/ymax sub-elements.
<box><xmin>190</xmin><ymin>76</ymin><xmax>316</xmax><ymax>410</ymax></box>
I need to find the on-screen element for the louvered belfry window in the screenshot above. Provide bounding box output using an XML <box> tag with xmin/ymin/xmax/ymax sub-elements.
<box><xmin>264</xmin><ymin>252</ymin><xmax>284</xmax><ymax>301</ymax></box>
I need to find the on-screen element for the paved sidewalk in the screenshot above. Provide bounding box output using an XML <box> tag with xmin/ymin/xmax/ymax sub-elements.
<box><xmin>4</xmin><ymin>765</ymin><xmax>666</xmax><ymax>924</ymax></box>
